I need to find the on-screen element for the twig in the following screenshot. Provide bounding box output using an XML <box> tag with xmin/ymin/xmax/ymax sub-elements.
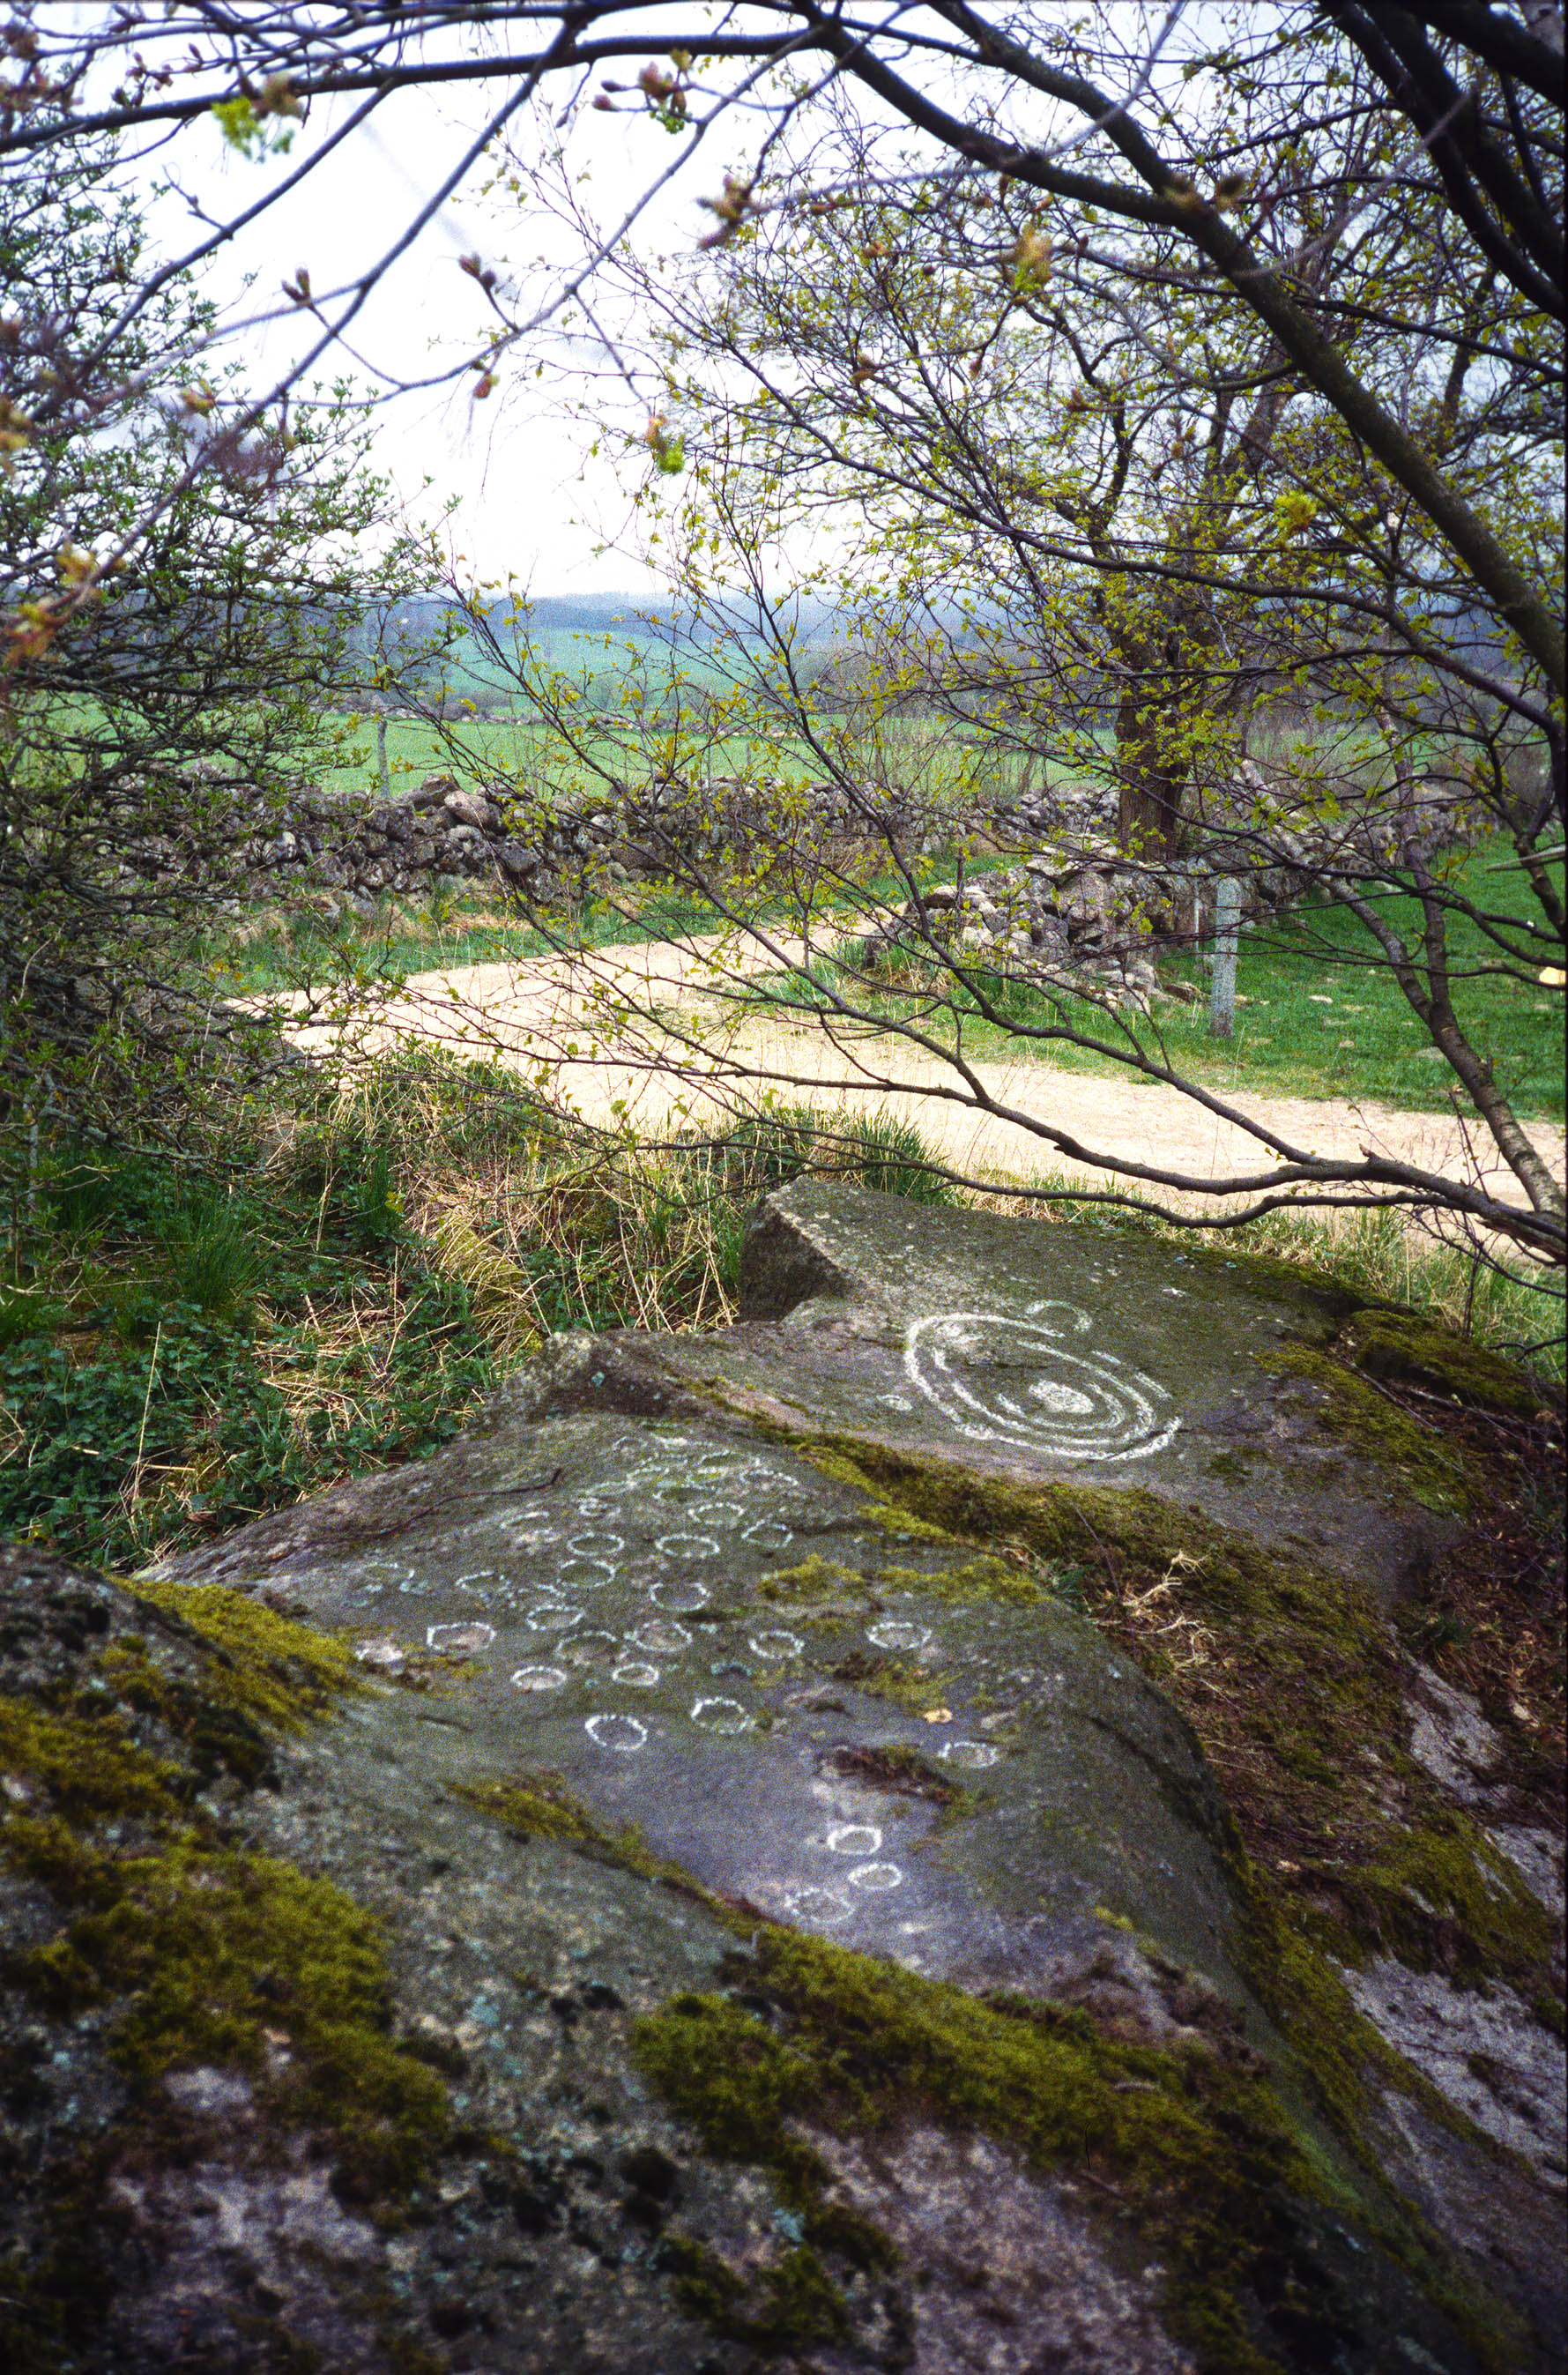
<box><xmin>130</xmin><ymin>1321</ymin><xmax>164</xmax><ymax>1521</ymax></box>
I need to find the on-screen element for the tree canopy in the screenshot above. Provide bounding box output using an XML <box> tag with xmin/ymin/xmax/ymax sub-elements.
<box><xmin>2</xmin><ymin>1</ymin><xmax>1561</xmax><ymax>1262</ymax></box>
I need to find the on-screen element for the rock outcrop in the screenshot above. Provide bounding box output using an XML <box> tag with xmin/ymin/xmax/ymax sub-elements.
<box><xmin>3</xmin><ymin>1183</ymin><xmax>1561</xmax><ymax>2371</ymax></box>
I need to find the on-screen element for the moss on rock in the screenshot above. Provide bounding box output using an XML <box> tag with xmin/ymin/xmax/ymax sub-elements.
<box><xmin>633</xmin><ymin>1929</ymin><xmax>1494</xmax><ymax>2375</ymax></box>
<box><xmin>0</xmin><ymin>1579</ymin><xmax>449</xmax><ymax>2215</ymax></box>
<box><xmin>777</xmin><ymin>1435</ymin><xmax>1562</xmax><ymax>2075</ymax></box>
<box><xmin>1338</xmin><ymin>1311</ymin><xmax>1557</xmax><ymax>1423</ymax></box>
<box><xmin>455</xmin><ymin>1770</ymin><xmax>759</xmax><ymax>1932</ymax></box>
<box><xmin>1261</xmin><ymin>1345</ymin><xmax>1476</xmax><ymax>1515</ymax></box>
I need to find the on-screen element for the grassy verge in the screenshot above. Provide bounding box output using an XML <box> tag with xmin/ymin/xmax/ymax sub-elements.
<box><xmin>813</xmin><ymin>840</ymin><xmax>1564</xmax><ymax>1120</ymax></box>
<box><xmin>0</xmin><ymin>1064</ymin><xmax>951</xmax><ymax>1572</ymax></box>
<box><xmin>205</xmin><ymin>882</ymin><xmax>726</xmax><ymax>997</ymax></box>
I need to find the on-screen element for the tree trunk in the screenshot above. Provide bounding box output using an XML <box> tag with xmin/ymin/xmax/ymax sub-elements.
<box><xmin>1113</xmin><ymin>689</ymin><xmax>1187</xmax><ymax>856</ymax></box>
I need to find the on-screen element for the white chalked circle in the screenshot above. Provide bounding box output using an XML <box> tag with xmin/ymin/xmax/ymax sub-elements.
<box><xmin>651</xmin><ymin>1577</ymin><xmax>710</xmax><ymax>1614</ymax></box>
<box><xmin>938</xmin><ymin>1738</ymin><xmax>1002</xmax><ymax>1770</ymax></box>
<box><xmin>556</xmin><ymin>1559</ymin><xmax>616</xmax><ymax>1591</ymax></box>
<box><xmin>567</xmin><ymin>1530</ymin><xmax>625</xmax><ymax>1559</ymax></box>
<box><xmin>826</xmin><ymin>1823</ymin><xmax>882</xmax><ymax>1856</ymax></box>
<box><xmin>904</xmin><ymin>1308</ymin><xmax>1178</xmax><ymax>1462</ymax></box>
<box><xmin>632</xmin><ymin>1619</ymin><xmax>693</xmax><ymax>1657</ymax></box>
<box><xmin>868</xmin><ymin>1619</ymin><xmax>931</xmax><ymax>1652</ymax></box>
<box><xmin>747</xmin><ymin>1630</ymin><xmax>804</xmax><ymax>1661</ymax></box>
<box><xmin>741</xmin><ymin>1519</ymin><xmax>793</xmax><ymax>1552</ymax></box>
<box><xmin>690</xmin><ymin>1695</ymin><xmax>753</xmax><ymax>1736</ymax></box>
<box><xmin>510</xmin><ymin>1664</ymin><xmax>567</xmax><ymax>1694</ymax></box>
<box><xmin>427</xmin><ymin>1622</ymin><xmax>495</xmax><ymax>1657</ymax></box>
<box><xmin>782</xmin><ymin>1885</ymin><xmax>854</xmax><ymax>1928</ymax></box>
<box><xmin>524</xmin><ymin>1601</ymin><xmax>583</xmax><ymax>1632</ymax></box>
<box><xmin>690</xmin><ymin>1500</ymin><xmax>746</xmax><ymax>1529</ymax></box>
<box><xmin>561</xmin><ymin>1628</ymin><xmax>621</xmax><ymax>1669</ymax></box>
<box><xmin>613</xmin><ymin>1661</ymin><xmax>660</xmax><ymax>1688</ymax></box>
<box><xmin>586</xmin><ymin>1712</ymin><xmax>647</xmax><ymax>1753</ymax></box>
<box><xmin>848</xmin><ymin>1862</ymin><xmax>903</xmax><ymax>1893</ymax></box>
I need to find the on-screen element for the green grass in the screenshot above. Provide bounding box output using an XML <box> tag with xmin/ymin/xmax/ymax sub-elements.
<box><xmin>314</xmin><ymin>705</ymin><xmax>1009</xmax><ymax>807</ymax></box>
<box><xmin>0</xmin><ymin>1071</ymin><xmax>962</xmax><ymax>1573</ymax></box>
<box><xmin>0</xmin><ymin>1140</ymin><xmax>499</xmax><ymax>1570</ymax></box>
<box><xmin>816</xmin><ymin>840</ymin><xmax>1563</xmax><ymax>1120</ymax></box>
<box><xmin>207</xmin><ymin>882</ymin><xmax>722</xmax><ymax>995</ymax></box>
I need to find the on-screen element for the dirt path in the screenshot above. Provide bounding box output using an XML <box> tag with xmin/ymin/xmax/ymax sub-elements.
<box><xmin>281</xmin><ymin>931</ymin><xmax>1565</xmax><ymax>1220</ymax></box>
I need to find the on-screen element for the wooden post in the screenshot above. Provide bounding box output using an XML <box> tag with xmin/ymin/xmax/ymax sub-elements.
<box><xmin>376</xmin><ymin>713</ymin><xmax>391</xmax><ymax>800</ymax></box>
<box><xmin>1210</xmin><ymin>877</ymin><xmax>1239</xmax><ymax>1039</ymax></box>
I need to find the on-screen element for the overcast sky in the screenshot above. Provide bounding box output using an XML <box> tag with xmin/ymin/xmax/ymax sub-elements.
<box><xmin>145</xmin><ymin>75</ymin><xmax>715</xmax><ymax>598</ymax></box>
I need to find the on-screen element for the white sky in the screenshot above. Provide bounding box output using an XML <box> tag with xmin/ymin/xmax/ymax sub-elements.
<box><xmin>145</xmin><ymin>77</ymin><xmax>719</xmax><ymax>597</ymax></box>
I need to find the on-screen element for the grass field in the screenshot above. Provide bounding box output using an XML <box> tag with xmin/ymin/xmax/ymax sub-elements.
<box><xmin>938</xmin><ymin>852</ymin><xmax>1564</xmax><ymax>1120</ymax></box>
<box><xmin>314</xmin><ymin>703</ymin><xmax>1033</xmax><ymax>805</ymax></box>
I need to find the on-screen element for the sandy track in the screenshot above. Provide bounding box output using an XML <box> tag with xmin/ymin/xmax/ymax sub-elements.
<box><xmin>279</xmin><ymin>932</ymin><xmax>1565</xmax><ymax>1220</ymax></box>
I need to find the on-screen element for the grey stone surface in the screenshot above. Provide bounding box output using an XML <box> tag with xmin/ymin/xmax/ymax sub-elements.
<box><xmin>161</xmin><ymin>1410</ymin><xmax>1245</xmax><ymax>2001</ymax></box>
<box><xmin>6</xmin><ymin>1188</ymin><xmax>1562</xmax><ymax>2371</ymax></box>
<box><xmin>643</xmin><ymin>1177</ymin><xmax>1457</xmax><ymax>1596</ymax></box>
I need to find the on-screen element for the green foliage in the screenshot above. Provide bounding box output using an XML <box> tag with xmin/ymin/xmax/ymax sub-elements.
<box><xmin>1</xmin><ymin>1142</ymin><xmax>495</xmax><ymax>1569</ymax></box>
<box><xmin>0</xmin><ymin>145</ymin><xmax>434</xmax><ymax>1189</ymax></box>
<box><xmin>0</xmin><ymin>1059</ymin><xmax>963</xmax><ymax>1572</ymax></box>
<box><xmin>686</xmin><ymin>1103</ymin><xmax>953</xmax><ymax>1206</ymax></box>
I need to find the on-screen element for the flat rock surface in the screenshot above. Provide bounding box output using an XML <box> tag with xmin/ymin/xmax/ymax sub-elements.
<box><xmin>167</xmin><ymin>1410</ymin><xmax>1243</xmax><ymax>2000</ymax></box>
<box><xmin>9</xmin><ymin>1192</ymin><xmax>1562</xmax><ymax>2372</ymax></box>
<box><xmin>591</xmin><ymin>1178</ymin><xmax>1456</xmax><ymax>1592</ymax></box>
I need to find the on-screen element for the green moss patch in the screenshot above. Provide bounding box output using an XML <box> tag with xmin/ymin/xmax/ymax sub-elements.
<box><xmin>11</xmin><ymin>1821</ymin><xmax>448</xmax><ymax>2200</ymax></box>
<box><xmin>130</xmin><ymin>1578</ymin><xmax>360</xmax><ymax>1724</ymax></box>
<box><xmin>820</xmin><ymin>1741</ymin><xmax>962</xmax><ymax>1806</ymax></box>
<box><xmin>1339</xmin><ymin>1310</ymin><xmax>1557</xmax><ymax>1422</ymax></box>
<box><xmin>1262</xmin><ymin>1345</ymin><xmax>1476</xmax><ymax>1514</ymax></box>
<box><xmin>754</xmin><ymin>1552</ymin><xmax>861</xmax><ymax>1604</ymax></box>
<box><xmin>658</xmin><ymin>2233</ymin><xmax>855</xmax><ymax>2354</ymax></box>
<box><xmin>79</xmin><ymin>1582</ymin><xmax>362</xmax><ymax>1787</ymax></box>
<box><xmin>634</xmin><ymin>1930</ymin><xmax>1470</xmax><ymax>2375</ymax></box>
<box><xmin>0</xmin><ymin>1582</ymin><xmax>448</xmax><ymax>2212</ymax></box>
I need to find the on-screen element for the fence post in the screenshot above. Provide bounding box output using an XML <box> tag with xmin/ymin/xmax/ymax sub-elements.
<box><xmin>376</xmin><ymin>713</ymin><xmax>391</xmax><ymax>800</ymax></box>
<box><xmin>1210</xmin><ymin>877</ymin><xmax>1240</xmax><ymax>1039</ymax></box>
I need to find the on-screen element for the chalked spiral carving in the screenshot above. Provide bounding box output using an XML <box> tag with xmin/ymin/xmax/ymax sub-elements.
<box><xmin>904</xmin><ymin>1307</ymin><xmax>1178</xmax><ymax>1462</ymax></box>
